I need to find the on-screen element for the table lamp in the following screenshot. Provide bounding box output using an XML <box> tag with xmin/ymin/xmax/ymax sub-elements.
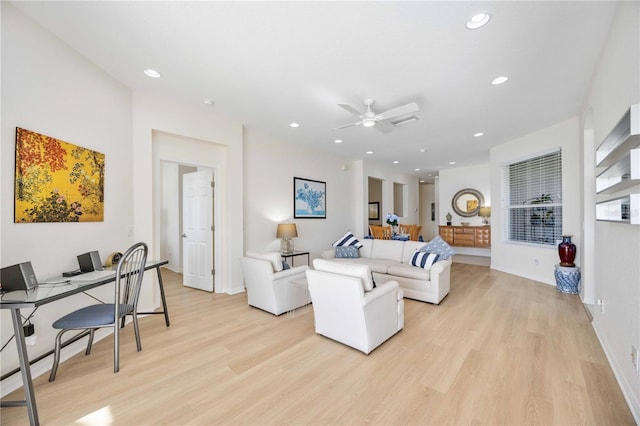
<box><xmin>479</xmin><ymin>206</ymin><xmax>491</xmax><ymax>225</ymax></box>
<box><xmin>276</xmin><ymin>223</ymin><xmax>298</xmax><ymax>254</ymax></box>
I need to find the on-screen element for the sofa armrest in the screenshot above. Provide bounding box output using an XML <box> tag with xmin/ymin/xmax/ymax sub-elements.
<box><xmin>273</xmin><ymin>265</ymin><xmax>309</xmax><ymax>280</ymax></box>
<box><xmin>429</xmin><ymin>259</ymin><xmax>451</xmax><ymax>304</ymax></box>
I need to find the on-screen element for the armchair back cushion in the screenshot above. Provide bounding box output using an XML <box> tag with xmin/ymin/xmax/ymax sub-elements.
<box><xmin>313</xmin><ymin>259</ymin><xmax>374</xmax><ymax>291</ymax></box>
<box><xmin>245</xmin><ymin>250</ymin><xmax>283</xmax><ymax>272</ymax></box>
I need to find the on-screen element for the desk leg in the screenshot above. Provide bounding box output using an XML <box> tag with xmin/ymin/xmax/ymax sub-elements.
<box><xmin>10</xmin><ymin>308</ymin><xmax>39</xmax><ymax>425</ymax></box>
<box><xmin>156</xmin><ymin>267</ymin><xmax>170</xmax><ymax>327</ymax></box>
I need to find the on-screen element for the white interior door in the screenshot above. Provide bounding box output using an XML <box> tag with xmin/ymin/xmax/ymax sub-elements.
<box><xmin>182</xmin><ymin>170</ymin><xmax>214</xmax><ymax>291</ymax></box>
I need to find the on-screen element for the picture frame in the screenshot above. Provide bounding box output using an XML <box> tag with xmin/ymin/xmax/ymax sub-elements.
<box><xmin>14</xmin><ymin>127</ymin><xmax>105</xmax><ymax>223</ymax></box>
<box><xmin>368</xmin><ymin>202</ymin><xmax>380</xmax><ymax>220</ymax></box>
<box><xmin>294</xmin><ymin>177</ymin><xmax>326</xmax><ymax>219</ymax></box>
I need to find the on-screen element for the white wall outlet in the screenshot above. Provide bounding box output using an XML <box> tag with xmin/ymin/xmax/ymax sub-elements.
<box><xmin>597</xmin><ymin>299</ymin><xmax>605</xmax><ymax>313</ymax></box>
<box><xmin>534</xmin><ymin>258</ymin><xmax>539</xmax><ymax>266</ymax></box>
<box><xmin>633</xmin><ymin>346</ymin><xmax>639</xmax><ymax>372</ymax></box>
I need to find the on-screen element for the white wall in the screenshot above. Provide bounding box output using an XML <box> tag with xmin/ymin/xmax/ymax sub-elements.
<box><xmin>438</xmin><ymin>163</ymin><xmax>491</xmax><ymax>256</ymax></box>
<box><xmin>133</xmin><ymin>94</ymin><xmax>245</xmax><ymax>294</ymax></box>
<box><xmin>490</xmin><ymin>118</ymin><xmax>580</xmax><ymax>285</ymax></box>
<box><xmin>582</xmin><ymin>1</ymin><xmax>640</xmax><ymax>420</ymax></box>
<box><xmin>1</xmin><ymin>3</ymin><xmax>135</xmax><ymax>380</ymax></box>
<box><xmin>363</xmin><ymin>161</ymin><xmax>420</xmax><ymax>236</ymax></box>
<box><xmin>439</xmin><ymin>164</ymin><xmax>491</xmax><ymax>226</ymax></box>
<box><xmin>419</xmin><ymin>183</ymin><xmax>436</xmax><ymax>241</ymax></box>
<box><xmin>243</xmin><ymin>128</ymin><xmax>356</xmax><ymax>262</ymax></box>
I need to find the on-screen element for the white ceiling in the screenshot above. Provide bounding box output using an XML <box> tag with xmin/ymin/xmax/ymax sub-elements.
<box><xmin>12</xmin><ymin>1</ymin><xmax>618</xmax><ymax>182</ymax></box>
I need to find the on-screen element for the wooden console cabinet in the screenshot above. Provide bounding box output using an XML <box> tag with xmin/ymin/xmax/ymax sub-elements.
<box><xmin>439</xmin><ymin>225</ymin><xmax>491</xmax><ymax>248</ymax></box>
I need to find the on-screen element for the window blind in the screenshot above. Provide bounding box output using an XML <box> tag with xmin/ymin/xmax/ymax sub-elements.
<box><xmin>502</xmin><ymin>149</ymin><xmax>563</xmax><ymax>245</ymax></box>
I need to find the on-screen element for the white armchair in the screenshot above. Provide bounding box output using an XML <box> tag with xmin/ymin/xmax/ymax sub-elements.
<box><xmin>306</xmin><ymin>259</ymin><xmax>404</xmax><ymax>354</ymax></box>
<box><xmin>241</xmin><ymin>251</ymin><xmax>310</xmax><ymax>315</ymax></box>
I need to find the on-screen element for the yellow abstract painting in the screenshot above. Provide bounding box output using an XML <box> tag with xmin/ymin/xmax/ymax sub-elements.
<box><xmin>14</xmin><ymin>128</ymin><xmax>104</xmax><ymax>223</ymax></box>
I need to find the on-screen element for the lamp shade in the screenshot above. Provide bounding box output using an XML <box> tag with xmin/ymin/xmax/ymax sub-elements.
<box><xmin>479</xmin><ymin>207</ymin><xmax>491</xmax><ymax>218</ymax></box>
<box><xmin>276</xmin><ymin>223</ymin><xmax>298</xmax><ymax>239</ymax></box>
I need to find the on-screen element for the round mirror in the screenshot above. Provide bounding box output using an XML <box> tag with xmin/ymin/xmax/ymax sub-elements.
<box><xmin>451</xmin><ymin>188</ymin><xmax>484</xmax><ymax>218</ymax></box>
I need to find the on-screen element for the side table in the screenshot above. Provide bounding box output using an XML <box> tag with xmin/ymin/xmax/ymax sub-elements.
<box><xmin>281</xmin><ymin>250</ymin><xmax>310</xmax><ymax>267</ymax></box>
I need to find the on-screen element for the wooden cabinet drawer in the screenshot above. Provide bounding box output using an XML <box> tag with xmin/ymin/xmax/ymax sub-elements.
<box><xmin>439</xmin><ymin>226</ymin><xmax>491</xmax><ymax>248</ymax></box>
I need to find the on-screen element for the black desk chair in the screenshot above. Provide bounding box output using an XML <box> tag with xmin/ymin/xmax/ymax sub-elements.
<box><xmin>49</xmin><ymin>242</ymin><xmax>148</xmax><ymax>381</ymax></box>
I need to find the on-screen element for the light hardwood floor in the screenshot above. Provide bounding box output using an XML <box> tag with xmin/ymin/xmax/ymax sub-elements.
<box><xmin>1</xmin><ymin>264</ymin><xmax>634</xmax><ymax>425</ymax></box>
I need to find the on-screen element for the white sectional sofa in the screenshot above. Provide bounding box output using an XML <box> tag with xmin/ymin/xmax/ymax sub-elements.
<box><xmin>321</xmin><ymin>239</ymin><xmax>451</xmax><ymax>304</ymax></box>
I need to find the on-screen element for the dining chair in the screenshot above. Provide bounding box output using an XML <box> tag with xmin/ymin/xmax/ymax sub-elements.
<box><xmin>410</xmin><ymin>225</ymin><xmax>423</xmax><ymax>241</ymax></box>
<box><xmin>369</xmin><ymin>225</ymin><xmax>392</xmax><ymax>240</ymax></box>
<box><xmin>49</xmin><ymin>242</ymin><xmax>148</xmax><ymax>381</ymax></box>
<box><xmin>398</xmin><ymin>224</ymin><xmax>415</xmax><ymax>235</ymax></box>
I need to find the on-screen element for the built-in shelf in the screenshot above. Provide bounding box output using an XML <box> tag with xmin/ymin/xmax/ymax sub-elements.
<box><xmin>596</xmin><ymin>104</ymin><xmax>640</xmax><ymax>169</ymax></box>
<box><xmin>595</xmin><ymin>104</ymin><xmax>640</xmax><ymax>225</ymax></box>
<box><xmin>596</xmin><ymin>194</ymin><xmax>639</xmax><ymax>224</ymax></box>
<box><xmin>596</xmin><ymin>148</ymin><xmax>640</xmax><ymax>194</ymax></box>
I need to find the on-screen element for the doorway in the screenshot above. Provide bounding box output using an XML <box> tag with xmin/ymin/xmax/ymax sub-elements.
<box><xmin>153</xmin><ymin>130</ymin><xmax>223</xmax><ymax>293</ymax></box>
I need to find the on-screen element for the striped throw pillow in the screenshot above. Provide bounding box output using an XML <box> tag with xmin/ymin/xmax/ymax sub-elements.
<box><xmin>332</xmin><ymin>231</ymin><xmax>363</xmax><ymax>249</ymax></box>
<box><xmin>410</xmin><ymin>251</ymin><xmax>440</xmax><ymax>270</ymax></box>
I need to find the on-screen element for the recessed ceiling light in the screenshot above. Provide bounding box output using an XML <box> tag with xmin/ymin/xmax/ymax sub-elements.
<box><xmin>366</xmin><ymin>151</ymin><xmax>373</xmax><ymax>154</ymax></box>
<box><xmin>334</xmin><ymin>139</ymin><xmax>342</xmax><ymax>144</ymax></box>
<box><xmin>474</xmin><ymin>132</ymin><xmax>484</xmax><ymax>137</ymax></box>
<box><xmin>415</xmin><ymin>168</ymin><xmax>420</xmax><ymax>172</ymax></box>
<box><xmin>419</xmin><ymin>149</ymin><xmax>426</xmax><ymax>153</ymax></box>
<box><xmin>393</xmin><ymin>161</ymin><xmax>399</xmax><ymax>164</ymax></box>
<box><xmin>420</xmin><ymin>180</ymin><xmax>425</xmax><ymax>183</ymax></box>
<box><xmin>491</xmin><ymin>76</ymin><xmax>509</xmax><ymax>85</ymax></box>
<box><xmin>449</xmin><ymin>161</ymin><xmax>456</xmax><ymax>165</ymax></box>
<box><xmin>466</xmin><ymin>12</ymin><xmax>490</xmax><ymax>29</ymax></box>
<box><xmin>289</xmin><ymin>122</ymin><xmax>300</xmax><ymax>128</ymax></box>
<box><xmin>143</xmin><ymin>69</ymin><xmax>161</xmax><ymax>78</ymax></box>
<box><xmin>203</xmin><ymin>98</ymin><xmax>214</xmax><ymax>106</ymax></box>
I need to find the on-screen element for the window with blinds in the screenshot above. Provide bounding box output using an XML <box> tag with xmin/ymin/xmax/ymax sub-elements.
<box><xmin>502</xmin><ymin>149</ymin><xmax>562</xmax><ymax>246</ymax></box>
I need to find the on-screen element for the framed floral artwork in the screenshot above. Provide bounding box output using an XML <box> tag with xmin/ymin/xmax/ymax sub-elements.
<box><xmin>294</xmin><ymin>177</ymin><xmax>326</xmax><ymax>219</ymax></box>
<box><xmin>14</xmin><ymin>127</ymin><xmax>105</xmax><ymax>223</ymax></box>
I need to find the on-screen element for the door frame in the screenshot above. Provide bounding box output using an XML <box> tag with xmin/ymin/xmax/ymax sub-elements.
<box><xmin>155</xmin><ymin>158</ymin><xmax>221</xmax><ymax>293</ymax></box>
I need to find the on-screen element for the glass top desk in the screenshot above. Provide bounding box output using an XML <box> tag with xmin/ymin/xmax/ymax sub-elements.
<box><xmin>0</xmin><ymin>260</ymin><xmax>169</xmax><ymax>426</ymax></box>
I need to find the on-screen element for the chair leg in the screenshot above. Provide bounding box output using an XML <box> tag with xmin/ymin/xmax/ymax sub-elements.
<box><xmin>113</xmin><ymin>323</ymin><xmax>119</xmax><ymax>373</ymax></box>
<box><xmin>49</xmin><ymin>329</ymin><xmax>67</xmax><ymax>382</ymax></box>
<box><xmin>132</xmin><ymin>313</ymin><xmax>142</xmax><ymax>352</ymax></box>
<box><xmin>85</xmin><ymin>329</ymin><xmax>95</xmax><ymax>355</ymax></box>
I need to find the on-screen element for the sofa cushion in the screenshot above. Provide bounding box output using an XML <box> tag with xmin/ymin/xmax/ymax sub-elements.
<box><xmin>313</xmin><ymin>259</ymin><xmax>375</xmax><ymax>291</ymax></box>
<box><xmin>411</xmin><ymin>251</ymin><xmax>440</xmax><ymax>270</ymax></box>
<box><xmin>364</xmin><ymin>258</ymin><xmax>402</xmax><ymax>274</ymax></box>
<box><xmin>370</xmin><ymin>240</ymin><xmax>404</xmax><ymax>262</ymax></box>
<box><xmin>419</xmin><ymin>236</ymin><xmax>456</xmax><ymax>260</ymax></box>
<box><xmin>246</xmin><ymin>251</ymin><xmax>283</xmax><ymax>272</ymax></box>
<box><xmin>387</xmin><ymin>263</ymin><xmax>431</xmax><ymax>280</ymax></box>
<box><xmin>335</xmin><ymin>245</ymin><xmax>359</xmax><ymax>258</ymax></box>
<box><xmin>402</xmin><ymin>241</ymin><xmax>427</xmax><ymax>263</ymax></box>
<box><xmin>332</xmin><ymin>230</ymin><xmax>363</xmax><ymax>249</ymax></box>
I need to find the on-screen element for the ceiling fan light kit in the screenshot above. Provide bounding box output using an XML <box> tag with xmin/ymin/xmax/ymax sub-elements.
<box><xmin>332</xmin><ymin>98</ymin><xmax>420</xmax><ymax>133</ymax></box>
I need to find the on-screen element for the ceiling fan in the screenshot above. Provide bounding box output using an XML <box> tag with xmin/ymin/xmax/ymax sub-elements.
<box><xmin>332</xmin><ymin>98</ymin><xmax>419</xmax><ymax>134</ymax></box>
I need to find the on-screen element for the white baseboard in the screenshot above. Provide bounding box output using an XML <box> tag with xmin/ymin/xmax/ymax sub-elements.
<box><xmin>592</xmin><ymin>319</ymin><xmax>640</xmax><ymax>423</ymax></box>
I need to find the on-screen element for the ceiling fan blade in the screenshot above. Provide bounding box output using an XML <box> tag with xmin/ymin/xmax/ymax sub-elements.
<box><xmin>331</xmin><ymin>121</ymin><xmax>362</xmax><ymax>131</ymax></box>
<box><xmin>375</xmin><ymin>102</ymin><xmax>419</xmax><ymax>121</ymax></box>
<box><xmin>338</xmin><ymin>104</ymin><xmax>364</xmax><ymax>117</ymax></box>
<box><xmin>374</xmin><ymin>121</ymin><xmax>395</xmax><ymax>134</ymax></box>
